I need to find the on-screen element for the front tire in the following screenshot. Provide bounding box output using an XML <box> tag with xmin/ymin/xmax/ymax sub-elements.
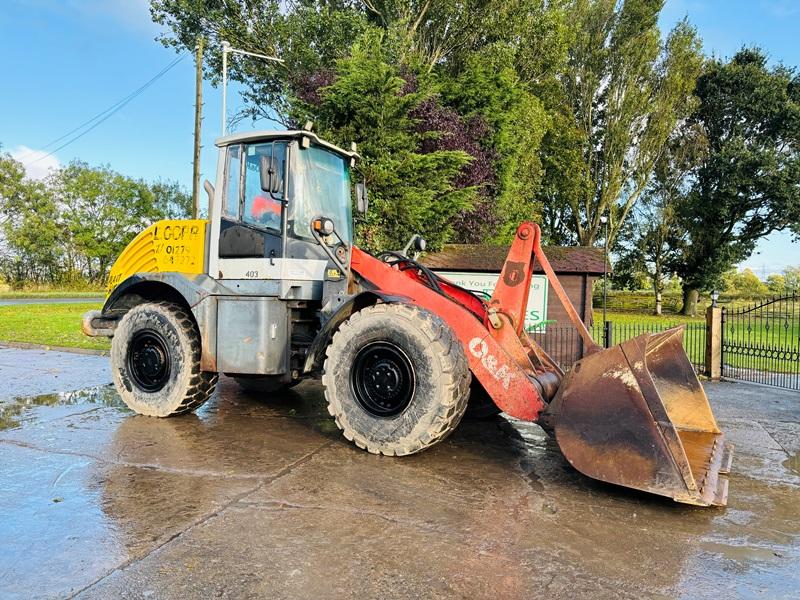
<box><xmin>111</xmin><ymin>301</ymin><xmax>218</xmax><ymax>417</ymax></box>
<box><xmin>322</xmin><ymin>303</ymin><xmax>470</xmax><ymax>456</ymax></box>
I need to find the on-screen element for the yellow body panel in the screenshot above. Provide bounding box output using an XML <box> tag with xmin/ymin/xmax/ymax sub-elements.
<box><xmin>106</xmin><ymin>220</ymin><xmax>208</xmax><ymax>295</ymax></box>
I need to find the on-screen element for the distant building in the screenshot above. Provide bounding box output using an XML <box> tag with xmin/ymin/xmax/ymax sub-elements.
<box><xmin>422</xmin><ymin>243</ymin><xmax>608</xmax><ymax>365</ymax></box>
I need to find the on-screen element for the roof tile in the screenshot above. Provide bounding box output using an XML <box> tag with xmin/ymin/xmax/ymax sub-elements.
<box><xmin>421</xmin><ymin>244</ymin><xmax>609</xmax><ymax>275</ymax></box>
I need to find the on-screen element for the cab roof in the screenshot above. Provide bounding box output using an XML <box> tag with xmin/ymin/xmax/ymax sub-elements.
<box><xmin>215</xmin><ymin>130</ymin><xmax>359</xmax><ymax>161</ymax></box>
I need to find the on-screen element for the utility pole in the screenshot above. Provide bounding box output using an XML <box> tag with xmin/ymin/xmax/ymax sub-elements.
<box><xmin>192</xmin><ymin>37</ymin><xmax>204</xmax><ymax>219</ymax></box>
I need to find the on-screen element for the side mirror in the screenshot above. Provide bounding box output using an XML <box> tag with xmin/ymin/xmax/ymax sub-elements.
<box><xmin>355</xmin><ymin>182</ymin><xmax>368</xmax><ymax>214</ymax></box>
<box><xmin>402</xmin><ymin>234</ymin><xmax>427</xmax><ymax>259</ymax></box>
<box><xmin>259</xmin><ymin>155</ymin><xmax>282</xmax><ymax>195</ymax></box>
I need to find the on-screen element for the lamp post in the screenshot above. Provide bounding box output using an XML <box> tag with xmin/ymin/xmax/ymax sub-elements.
<box><xmin>220</xmin><ymin>41</ymin><xmax>284</xmax><ymax>136</ymax></box>
<box><xmin>711</xmin><ymin>289</ymin><xmax>719</xmax><ymax>308</ymax></box>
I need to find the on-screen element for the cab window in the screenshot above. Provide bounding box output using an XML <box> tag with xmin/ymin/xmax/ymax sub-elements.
<box><xmin>223</xmin><ymin>145</ymin><xmax>241</xmax><ymax>219</ymax></box>
<box><xmin>242</xmin><ymin>142</ymin><xmax>286</xmax><ymax>231</ymax></box>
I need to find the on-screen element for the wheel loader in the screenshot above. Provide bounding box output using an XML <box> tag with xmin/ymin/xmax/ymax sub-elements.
<box><xmin>83</xmin><ymin>129</ymin><xmax>733</xmax><ymax>506</ymax></box>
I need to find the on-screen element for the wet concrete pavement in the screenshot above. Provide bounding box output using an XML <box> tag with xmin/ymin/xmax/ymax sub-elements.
<box><xmin>0</xmin><ymin>366</ymin><xmax>798</xmax><ymax>598</ymax></box>
<box><xmin>0</xmin><ymin>347</ymin><xmax>110</xmax><ymax>400</ymax></box>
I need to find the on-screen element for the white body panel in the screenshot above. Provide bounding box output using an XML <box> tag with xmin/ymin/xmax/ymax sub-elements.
<box><xmin>217</xmin><ymin>258</ymin><xmax>327</xmax><ymax>281</ymax></box>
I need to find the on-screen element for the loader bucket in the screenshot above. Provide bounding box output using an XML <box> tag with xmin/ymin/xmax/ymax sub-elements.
<box><xmin>547</xmin><ymin>327</ymin><xmax>733</xmax><ymax>506</ymax></box>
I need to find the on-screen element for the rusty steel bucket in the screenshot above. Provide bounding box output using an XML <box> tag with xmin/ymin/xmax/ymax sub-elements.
<box><xmin>546</xmin><ymin>327</ymin><xmax>733</xmax><ymax>506</ymax></box>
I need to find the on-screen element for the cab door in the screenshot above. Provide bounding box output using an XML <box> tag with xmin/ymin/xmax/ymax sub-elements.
<box><xmin>216</xmin><ymin>141</ymin><xmax>286</xmax><ymax>280</ymax></box>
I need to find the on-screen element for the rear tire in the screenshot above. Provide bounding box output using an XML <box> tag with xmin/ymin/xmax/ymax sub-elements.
<box><xmin>111</xmin><ymin>301</ymin><xmax>218</xmax><ymax>417</ymax></box>
<box><xmin>322</xmin><ymin>303</ymin><xmax>470</xmax><ymax>456</ymax></box>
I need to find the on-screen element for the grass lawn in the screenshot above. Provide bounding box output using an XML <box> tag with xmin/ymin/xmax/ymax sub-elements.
<box><xmin>0</xmin><ymin>290</ymin><xmax>104</xmax><ymax>299</ymax></box>
<box><xmin>0</xmin><ymin>302</ymin><xmax>109</xmax><ymax>351</ymax></box>
<box><xmin>593</xmin><ymin>310</ymin><xmax>705</xmax><ymax>325</ymax></box>
<box><xmin>588</xmin><ymin>310</ymin><xmax>707</xmax><ymax>368</ymax></box>
<box><xmin>593</xmin><ymin>310</ymin><xmax>799</xmax><ymax>373</ymax></box>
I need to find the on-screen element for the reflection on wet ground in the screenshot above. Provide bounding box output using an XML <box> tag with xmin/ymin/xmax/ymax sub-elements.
<box><xmin>0</xmin><ymin>378</ymin><xmax>797</xmax><ymax>599</ymax></box>
<box><xmin>0</xmin><ymin>385</ymin><xmax>124</xmax><ymax>431</ymax></box>
<box><xmin>784</xmin><ymin>453</ymin><xmax>800</xmax><ymax>476</ymax></box>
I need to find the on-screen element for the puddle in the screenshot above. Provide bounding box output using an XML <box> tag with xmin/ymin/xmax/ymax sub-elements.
<box><xmin>783</xmin><ymin>453</ymin><xmax>800</xmax><ymax>476</ymax></box>
<box><xmin>0</xmin><ymin>385</ymin><xmax>126</xmax><ymax>431</ymax></box>
<box><xmin>699</xmin><ymin>540</ymin><xmax>786</xmax><ymax>563</ymax></box>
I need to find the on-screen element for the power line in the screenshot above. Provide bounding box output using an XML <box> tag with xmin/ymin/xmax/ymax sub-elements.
<box><xmin>26</xmin><ymin>53</ymin><xmax>187</xmax><ymax>167</ymax></box>
<box><xmin>40</xmin><ymin>54</ymin><xmax>186</xmax><ymax>151</ymax></box>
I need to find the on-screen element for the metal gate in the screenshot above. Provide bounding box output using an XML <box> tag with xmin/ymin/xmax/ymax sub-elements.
<box><xmin>530</xmin><ymin>321</ymin><xmax>707</xmax><ymax>374</ymax></box>
<box><xmin>722</xmin><ymin>294</ymin><xmax>800</xmax><ymax>390</ymax></box>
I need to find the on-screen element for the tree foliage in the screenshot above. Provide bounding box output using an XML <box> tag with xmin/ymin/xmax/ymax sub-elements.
<box><xmin>673</xmin><ymin>49</ymin><xmax>800</xmax><ymax>314</ymax></box>
<box><xmin>539</xmin><ymin>1</ymin><xmax>702</xmax><ymax>247</ymax></box>
<box><xmin>300</xmin><ymin>31</ymin><xmax>475</xmax><ymax>250</ymax></box>
<box><xmin>150</xmin><ymin>0</ymin><xmax>564</xmax><ymax>249</ymax></box>
<box><xmin>614</xmin><ymin>125</ymin><xmax>705</xmax><ymax>311</ymax></box>
<box><xmin>0</xmin><ymin>153</ymin><xmax>190</xmax><ymax>286</ymax></box>
<box><xmin>721</xmin><ymin>268</ymin><xmax>769</xmax><ymax>298</ymax></box>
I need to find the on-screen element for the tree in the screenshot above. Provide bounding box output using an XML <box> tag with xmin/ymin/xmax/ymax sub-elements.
<box><xmin>150</xmin><ymin>0</ymin><xmax>567</xmax><ymax>249</ymax></box>
<box><xmin>302</xmin><ymin>31</ymin><xmax>474</xmax><ymax>250</ymax></box>
<box><xmin>440</xmin><ymin>44</ymin><xmax>550</xmax><ymax>243</ymax></box>
<box><xmin>784</xmin><ymin>266</ymin><xmax>800</xmax><ymax>293</ymax></box>
<box><xmin>0</xmin><ymin>150</ymin><xmax>29</xmax><ymax>228</ymax></box>
<box><xmin>617</xmin><ymin>126</ymin><xmax>705</xmax><ymax>312</ymax></box>
<box><xmin>538</xmin><ymin>1</ymin><xmax>702</xmax><ymax>247</ymax></box>
<box><xmin>722</xmin><ymin>268</ymin><xmax>769</xmax><ymax>298</ymax></box>
<box><xmin>766</xmin><ymin>274</ymin><xmax>786</xmax><ymax>295</ymax></box>
<box><xmin>617</xmin><ymin>206</ymin><xmax>683</xmax><ymax>314</ymax></box>
<box><xmin>674</xmin><ymin>49</ymin><xmax>800</xmax><ymax>315</ymax></box>
<box><xmin>1</xmin><ymin>153</ymin><xmax>192</xmax><ymax>286</ymax></box>
<box><xmin>49</xmin><ymin>163</ymin><xmax>191</xmax><ymax>281</ymax></box>
<box><xmin>0</xmin><ymin>152</ymin><xmax>63</xmax><ymax>285</ymax></box>
<box><xmin>150</xmin><ymin>179</ymin><xmax>193</xmax><ymax>220</ymax></box>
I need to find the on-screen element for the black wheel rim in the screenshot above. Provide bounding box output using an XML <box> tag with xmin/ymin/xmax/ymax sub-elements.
<box><xmin>127</xmin><ymin>329</ymin><xmax>171</xmax><ymax>392</ymax></box>
<box><xmin>351</xmin><ymin>342</ymin><xmax>415</xmax><ymax>418</ymax></box>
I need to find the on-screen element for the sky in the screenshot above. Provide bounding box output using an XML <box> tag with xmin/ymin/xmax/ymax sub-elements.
<box><xmin>0</xmin><ymin>0</ymin><xmax>797</xmax><ymax>274</ymax></box>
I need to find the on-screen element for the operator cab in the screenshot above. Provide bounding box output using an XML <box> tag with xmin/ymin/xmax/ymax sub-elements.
<box><xmin>208</xmin><ymin>130</ymin><xmax>360</xmax><ymax>301</ymax></box>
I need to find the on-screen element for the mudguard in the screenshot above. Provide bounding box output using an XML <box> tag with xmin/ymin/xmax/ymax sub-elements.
<box><xmin>102</xmin><ymin>272</ymin><xmax>224</xmax><ymax>315</ymax></box>
<box><xmin>302</xmin><ymin>290</ymin><xmax>412</xmax><ymax>374</ymax></box>
<box><xmin>84</xmin><ymin>272</ymin><xmax>230</xmax><ymax>372</ymax></box>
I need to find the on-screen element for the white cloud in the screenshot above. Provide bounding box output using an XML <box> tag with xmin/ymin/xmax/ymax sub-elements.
<box><xmin>9</xmin><ymin>146</ymin><xmax>61</xmax><ymax>181</ymax></box>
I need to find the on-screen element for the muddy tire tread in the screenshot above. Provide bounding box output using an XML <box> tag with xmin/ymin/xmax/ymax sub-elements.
<box><xmin>156</xmin><ymin>301</ymin><xmax>218</xmax><ymax>415</ymax></box>
<box><xmin>112</xmin><ymin>301</ymin><xmax>217</xmax><ymax>417</ymax></box>
<box><xmin>322</xmin><ymin>303</ymin><xmax>470</xmax><ymax>456</ymax></box>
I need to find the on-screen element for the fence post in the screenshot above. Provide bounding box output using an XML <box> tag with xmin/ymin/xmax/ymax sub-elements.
<box><xmin>604</xmin><ymin>320</ymin><xmax>612</xmax><ymax>349</ymax></box>
<box><xmin>705</xmin><ymin>305</ymin><xmax>722</xmax><ymax>380</ymax></box>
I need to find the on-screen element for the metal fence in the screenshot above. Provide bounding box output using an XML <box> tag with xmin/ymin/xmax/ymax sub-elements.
<box><xmin>529</xmin><ymin>321</ymin><xmax>707</xmax><ymax>373</ymax></box>
<box><xmin>722</xmin><ymin>294</ymin><xmax>800</xmax><ymax>390</ymax></box>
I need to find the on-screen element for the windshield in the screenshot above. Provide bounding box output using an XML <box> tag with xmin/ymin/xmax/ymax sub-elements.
<box><xmin>288</xmin><ymin>143</ymin><xmax>352</xmax><ymax>244</ymax></box>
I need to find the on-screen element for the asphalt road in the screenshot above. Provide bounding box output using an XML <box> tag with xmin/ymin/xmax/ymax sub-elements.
<box><xmin>0</xmin><ymin>348</ymin><xmax>798</xmax><ymax>599</ymax></box>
